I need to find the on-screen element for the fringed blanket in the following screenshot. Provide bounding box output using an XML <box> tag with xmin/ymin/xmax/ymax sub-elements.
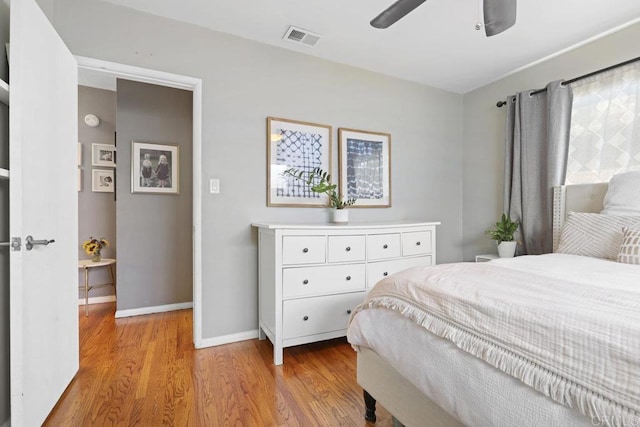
<box><xmin>348</xmin><ymin>254</ymin><xmax>640</xmax><ymax>426</ymax></box>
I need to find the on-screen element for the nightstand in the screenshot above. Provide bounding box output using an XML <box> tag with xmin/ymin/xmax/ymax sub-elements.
<box><xmin>475</xmin><ymin>254</ymin><xmax>498</xmax><ymax>262</ymax></box>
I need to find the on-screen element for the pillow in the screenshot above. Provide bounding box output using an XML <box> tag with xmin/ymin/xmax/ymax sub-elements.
<box><xmin>556</xmin><ymin>212</ymin><xmax>640</xmax><ymax>260</ymax></box>
<box><xmin>601</xmin><ymin>171</ymin><xmax>640</xmax><ymax>215</ymax></box>
<box><xmin>617</xmin><ymin>228</ymin><xmax>640</xmax><ymax>265</ymax></box>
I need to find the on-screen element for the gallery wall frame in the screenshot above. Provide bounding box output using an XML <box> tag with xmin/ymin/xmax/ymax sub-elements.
<box><xmin>338</xmin><ymin>128</ymin><xmax>391</xmax><ymax>208</ymax></box>
<box><xmin>267</xmin><ymin>116</ymin><xmax>332</xmax><ymax>207</ymax></box>
<box><xmin>131</xmin><ymin>141</ymin><xmax>180</xmax><ymax>195</ymax></box>
<box><xmin>91</xmin><ymin>169</ymin><xmax>114</xmax><ymax>193</ymax></box>
<box><xmin>91</xmin><ymin>143</ymin><xmax>116</xmax><ymax>167</ymax></box>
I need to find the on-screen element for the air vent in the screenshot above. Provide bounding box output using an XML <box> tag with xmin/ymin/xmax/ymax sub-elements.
<box><xmin>283</xmin><ymin>26</ymin><xmax>321</xmax><ymax>48</ymax></box>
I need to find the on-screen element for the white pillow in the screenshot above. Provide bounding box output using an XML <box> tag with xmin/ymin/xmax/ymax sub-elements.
<box><xmin>601</xmin><ymin>171</ymin><xmax>640</xmax><ymax>215</ymax></box>
<box><xmin>617</xmin><ymin>228</ymin><xmax>640</xmax><ymax>265</ymax></box>
<box><xmin>557</xmin><ymin>212</ymin><xmax>640</xmax><ymax>260</ymax></box>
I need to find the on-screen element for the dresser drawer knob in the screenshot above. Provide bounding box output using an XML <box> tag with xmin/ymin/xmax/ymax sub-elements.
<box><xmin>383</xmin><ymin>244</ymin><xmax>388</xmax><ymax>249</ymax></box>
<box><xmin>347</xmin><ymin>309</ymin><xmax>352</xmax><ymax>315</ymax></box>
<box><xmin>303</xmin><ymin>316</ymin><xmax>309</xmax><ymax>321</ymax></box>
<box><xmin>416</xmin><ymin>241</ymin><xmax>421</xmax><ymax>246</ymax></box>
<box><xmin>383</xmin><ymin>272</ymin><xmax>388</xmax><ymax>276</ymax></box>
<box><xmin>302</xmin><ymin>248</ymin><xmax>309</xmax><ymax>253</ymax></box>
<box><xmin>303</xmin><ymin>279</ymin><xmax>309</xmax><ymax>285</ymax></box>
<box><xmin>345</xmin><ymin>246</ymin><xmax>351</xmax><ymax>252</ymax></box>
<box><xmin>346</xmin><ymin>276</ymin><xmax>351</xmax><ymax>281</ymax></box>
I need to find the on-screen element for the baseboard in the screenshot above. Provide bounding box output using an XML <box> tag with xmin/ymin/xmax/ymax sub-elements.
<box><xmin>195</xmin><ymin>329</ymin><xmax>258</xmax><ymax>349</ymax></box>
<box><xmin>115</xmin><ymin>302</ymin><xmax>193</xmax><ymax>318</ymax></box>
<box><xmin>78</xmin><ymin>295</ymin><xmax>116</xmax><ymax>306</ymax></box>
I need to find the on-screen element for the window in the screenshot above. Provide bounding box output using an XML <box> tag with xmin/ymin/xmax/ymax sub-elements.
<box><xmin>566</xmin><ymin>61</ymin><xmax>640</xmax><ymax>184</ymax></box>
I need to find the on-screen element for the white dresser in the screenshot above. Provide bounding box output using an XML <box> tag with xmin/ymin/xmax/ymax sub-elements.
<box><xmin>252</xmin><ymin>221</ymin><xmax>440</xmax><ymax>365</ymax></box>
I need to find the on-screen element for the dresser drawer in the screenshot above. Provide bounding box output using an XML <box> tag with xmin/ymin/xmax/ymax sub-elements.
<box><xmin>402</xmin><ymin>230</ymin><xmax>433</xmax><ymax>257</ymax></box>
<box><xmin>367</xmin><ymin>233</ymin><xmax>401</xmax><ymax>260</ymax></box>
<box><xmin>282</xmin><ymin>264</ymin><xmax>366</xmax><ymax>298</ymax></box>
<box><xmin>366</xmin><ymin>256</ymin><xmax>432</xmax><ymax>289</ymax></box>
<box><xmin>282</xmin><ymin>236</ymin><xmax>326</xmax><ymax>265</ymax></box>
<box><xmin>283</xmin><ymin>292</ymin><xmax>366</xmax><ymax>339</ymax></box>
<box><xmin>328</xmin><ymin>235</ymin><xmax>366</xmax><ymax>263</ymax></box>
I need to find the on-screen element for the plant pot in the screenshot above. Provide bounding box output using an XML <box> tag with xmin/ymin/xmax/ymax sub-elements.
<box><xmin>497</xmin><ymin>241</ymin><xmax>517</xmax><ymax>258</ymax></box>
<box><xmin>91</xmin><ymin>253</ymin><xmax>102</xmax><ymax>262</ymax></box>
<box><xmin>332</xmin><ymin>209</ymin><xmax>349</xmax><ymax>224</ymax></box>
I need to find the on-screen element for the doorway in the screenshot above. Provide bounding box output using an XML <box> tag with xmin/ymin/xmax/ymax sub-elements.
<box><xmin>76</xmin><ymin>56</ymin><xmax>203</xmax><ymax>346</ymax></box>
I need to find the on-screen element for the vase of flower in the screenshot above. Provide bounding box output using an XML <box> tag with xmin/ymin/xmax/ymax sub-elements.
<box><xmin>83</xmin><ymin>236</ymin><xmax>109</xmax><ymax>262</ymax></box>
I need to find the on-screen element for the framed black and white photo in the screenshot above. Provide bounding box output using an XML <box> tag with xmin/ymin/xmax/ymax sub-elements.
<box><xmin>339</xmin><ymin>128</ymin><xmax>391</xmax><ymax>208</ymax></box>
<box><xmin>91</xmin><ymin>143</ymin><xmax>116</xmax><ymax>167</ymax></box>
<box><xmin>267</xmin><ymin>116</ymin><xmax>332</xmax><ymax>207</ymax></box>
<box><xmin>91</xmin><ymin>169</ymin><xmax>114</xmax><ymax>193</ymax></box>
<box><xmin>131</xmin><ymin>141</ymin><xmax>179</xmax><ymax>194</ymax></box>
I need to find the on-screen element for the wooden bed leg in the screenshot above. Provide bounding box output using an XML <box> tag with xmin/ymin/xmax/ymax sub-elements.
<box><xmin>363</xmin><ymin>389</ymin><xmax>377</xmax><ymax>422</ymax></box>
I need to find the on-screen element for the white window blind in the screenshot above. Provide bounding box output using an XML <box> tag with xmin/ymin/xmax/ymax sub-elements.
<box><xmin>566</xmin><ymin>61</ymin><xmax>640</xmax><ymax>184</ymax></box>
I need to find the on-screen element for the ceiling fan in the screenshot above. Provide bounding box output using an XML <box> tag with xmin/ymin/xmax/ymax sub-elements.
<box><xmin>370</xmin><ymin>0</ymin><xmax>517</xmax><ymax>37</ymax></box>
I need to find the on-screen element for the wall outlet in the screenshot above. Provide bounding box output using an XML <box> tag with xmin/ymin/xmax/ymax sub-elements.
<box><xmin>210</xmin><ymin>179</ymin><xmax>220</xmax><ymax>194</ymax></box>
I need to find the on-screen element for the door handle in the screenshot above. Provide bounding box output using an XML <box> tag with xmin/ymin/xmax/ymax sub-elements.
<box><xmin>25</xmin><ymin>235</ymin><xmax>55</xmax><ymax>251</ymax></box>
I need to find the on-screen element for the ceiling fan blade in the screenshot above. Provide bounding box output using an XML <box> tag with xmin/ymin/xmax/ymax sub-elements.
<box><xmin>484</xmin><ymin>0</ymin><xmax>517</xmax><ymax>36</ymax></box>
<box><xmin>370</xmin><ymin>0</ymin><xmax>428</xmax><ymax>29</ymax></box>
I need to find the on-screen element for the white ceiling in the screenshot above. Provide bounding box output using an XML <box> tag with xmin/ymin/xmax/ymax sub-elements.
<box><xmin>99</xmin><ymin>0</ymin><xmax>640</xmax><ymax>93</ymax></box>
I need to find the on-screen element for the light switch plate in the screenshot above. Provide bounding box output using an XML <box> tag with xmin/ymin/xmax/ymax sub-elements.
<box><xmin>210</xmin><ymin>179</ymin><xmax>220</xmax><ymax>194</ymax></box>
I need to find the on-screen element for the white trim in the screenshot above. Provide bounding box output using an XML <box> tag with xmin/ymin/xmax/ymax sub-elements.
<box><xmin>191</xmin><ymin>81</ymin><xmax>203</xmax><ymax>349</ymax></box>
<box><xmin>76</xmin><ymin>56</ymin><xmax>204</xmax><ymax>347</ymax></box>
<box><xmin>486</xmin><ymin>18</ymin><xmax>640</xmax><ymax>90</ymax></box>
<box><xmin>115</xmin><ymin>302</ymin><xmax>193</xmax><ymax>318</ymax></box>
<box><xmin>195</xmin><ymin>330</ymin><xmax>259</xmax><ymax>349</ymax></box>
<box><xmin>78</xmin><ymin>295</ymin><xmax>116</xmax><ymax>306</ymax></box>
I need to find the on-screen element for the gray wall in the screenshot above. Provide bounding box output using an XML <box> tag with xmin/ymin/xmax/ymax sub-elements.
<box><xmin>462</xmin><ymin>23</ymin><xmax>640</xmax><ymax>261</ymax></box>
<box><xmin>115</xmin><ymin>79</ymin><xmax>193</xmax><ymax>311</ymax></box>
<box><xmin>0</xmin><ymin>1</ymin><xmax>9</xmax><ymax>425</ymax></box>
<box><xmin>50</xmin><ymin>0</ymin><xmax>464</xmax><ymax>338</ymax></box>
<box><xmin>77</xmin><ymin>85</ymin><xmax>117</xmax><ymax>298</ymax></box>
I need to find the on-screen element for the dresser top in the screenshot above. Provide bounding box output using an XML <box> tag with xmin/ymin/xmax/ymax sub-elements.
<box><xmin>251</xmin><ymin>220</ymin><xmax>440</xmax><ymax>230</ymax></box>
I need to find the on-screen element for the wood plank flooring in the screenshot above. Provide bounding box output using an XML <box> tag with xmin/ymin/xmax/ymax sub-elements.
<box><xmin>44</xmin><ymin>303</ymin><xmax>392</xmax><ymax>426</ymax></box>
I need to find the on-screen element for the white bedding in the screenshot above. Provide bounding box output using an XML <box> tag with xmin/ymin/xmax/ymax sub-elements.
<box><xmin>347</xmin><ymin>254</ymin><xmax>640</xmax><ymax>426</ymax></box>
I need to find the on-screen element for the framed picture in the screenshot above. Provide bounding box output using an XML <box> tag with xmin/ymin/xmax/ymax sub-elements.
<box><xmin>339</xmin><ymin>128</ymin><xmax>391</xmax><ymax>208</ymax></box>
<box><xmin>131</xmin><ymin>141</ymin><xmax>179</xmax><ymax>194</ymax></box>
<box><xmin>91</xmin><ymin>143</ymin><xmax>116</xmax><ymax>167</ymax></box>
<box><xmin>91</xmin><ymin>169</ymin><xmax>114</xmax><ymax>193</ymax></box>
<box><xmin>267</xmin><ymin>116</ymin><xmax>332</xmax><ymax>207</ymax></box>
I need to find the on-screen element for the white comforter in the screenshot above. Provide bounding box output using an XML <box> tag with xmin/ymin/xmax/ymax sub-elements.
<box><xmin>347</xmin><ymin>254</ymin><xmax>640</xmax><ymax>425</ymax></box>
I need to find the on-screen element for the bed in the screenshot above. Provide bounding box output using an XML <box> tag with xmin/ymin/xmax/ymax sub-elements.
<box><xmin>347</xmin><ymin>180</ymin><xmax>640</xmax><ymax>427</ymax></box>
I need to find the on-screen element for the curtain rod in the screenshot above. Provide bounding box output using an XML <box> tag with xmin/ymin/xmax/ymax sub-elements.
<box><xmin>495</xmin><ymin>55</ymin><xmax>640</xmax><ymax>107</ymax></box>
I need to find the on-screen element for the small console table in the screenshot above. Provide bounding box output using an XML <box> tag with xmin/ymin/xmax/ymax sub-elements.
<box><xmin>78</xmin><ymin>258</ymin><xmax>116</xmax><ymax>316</ymax></box>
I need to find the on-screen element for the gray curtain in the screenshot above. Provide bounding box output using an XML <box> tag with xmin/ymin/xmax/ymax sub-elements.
<box><xmin>504</xmin><ymin>80</ymin><xmax>573</xmax><ymax>255</ymax></box>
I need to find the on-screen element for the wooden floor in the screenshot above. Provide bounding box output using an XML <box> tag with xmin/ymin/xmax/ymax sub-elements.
<box><xmin>44</xmin><ymin>303</ymin><xmax>392</xmax><ymax>426</ymax></box>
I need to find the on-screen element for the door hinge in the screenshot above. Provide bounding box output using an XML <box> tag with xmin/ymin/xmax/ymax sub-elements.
<box><xmin>11</xmin><ymin>237</ymin><xmax>21</xmax><ymax>251</ymax></box>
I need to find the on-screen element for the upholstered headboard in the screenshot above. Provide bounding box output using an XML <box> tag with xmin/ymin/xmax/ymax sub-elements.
<box><xmin>552</xmin><ymin>183</ymin><xmax>609</xmax><ymax>251</ymax></box>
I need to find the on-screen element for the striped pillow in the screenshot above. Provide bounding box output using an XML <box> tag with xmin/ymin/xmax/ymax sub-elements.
<box><xmin>617</xmin><ymin>228</ymin><xmax>640</xmax><ymax>265</ymax></box>
<box><xmin>556</xmin><ymin>212</ymin><xmax>640</xmax><ymax>260</ymax></box>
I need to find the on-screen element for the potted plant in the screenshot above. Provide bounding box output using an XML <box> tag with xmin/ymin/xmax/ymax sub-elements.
<box><xmin>282</xmin><ymin>167</ymin><xmax>356</xmax><ymax>223</ymax></box>
<box><xmin>486</xmin><ymin>214</ymin><xmax>519</xmax><ymax>258</ymax></box>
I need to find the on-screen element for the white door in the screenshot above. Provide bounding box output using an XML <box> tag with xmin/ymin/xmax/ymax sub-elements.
<box><xmin>9</xmin><ymin>0</ymin><xmax>79</xmax><ymax>425</ymax></box>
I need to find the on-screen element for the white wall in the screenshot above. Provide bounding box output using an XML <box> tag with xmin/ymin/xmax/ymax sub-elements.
<box><xmin>49</xmin><ymin>0</ymin><xmax>464</xmax><ymax>339</ymax></box>
<box><xmin>462</xmin><ymin>23</ymin><xmax>640</xmax><ymax>261</ymax></box>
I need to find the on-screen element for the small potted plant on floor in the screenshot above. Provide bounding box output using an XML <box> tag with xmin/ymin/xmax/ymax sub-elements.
<box><xmin>282</xmin><ymin>167</ymin><xmax>356</xmax><ymax>223</ymax></box>
<box><xmin>486</xmin><ymin>214</ymin><xmax>519</xmax><ymax>258</ymax></box>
